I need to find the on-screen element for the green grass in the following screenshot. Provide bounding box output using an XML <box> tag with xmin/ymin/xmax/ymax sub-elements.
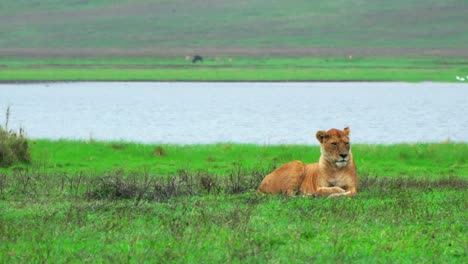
<box><xmin>1</xmin><ymin>190</ymin><xmax>466</xmax><ymax>263</ymax></box>
<box><xmin>1</xmin><ymin>142</ymin><xmax>467</xmax><ymax>262</ymax></box>
<box><xmin>1</xmin><ymin>57</ymin><xmax>467</xmax><ymax>82</ymax></box>
<box><xmin>8</xmin><ymin>140</ymin><xmax>466</xmax><ymax>177</ymax></box>
<box><xmin>0</xmin><ymin>67</ymin><xmax>462</xmax><ymax>82</ymax></box>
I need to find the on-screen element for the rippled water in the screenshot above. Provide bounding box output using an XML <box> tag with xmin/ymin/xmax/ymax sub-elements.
<box><xmin>0</xmin><ymin>82</ymin><xmax>466</xmax><ymax>144</ymax></box>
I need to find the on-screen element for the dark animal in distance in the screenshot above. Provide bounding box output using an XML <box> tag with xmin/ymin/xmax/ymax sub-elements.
<box><xmin>192</xmin><ymin>55</ymin><xmax>203</xmax><ymax>63</ymax></box>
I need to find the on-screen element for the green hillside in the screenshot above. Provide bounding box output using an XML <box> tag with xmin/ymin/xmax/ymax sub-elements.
<box><xmin>0</xmin><ymin>0</ymin><xmax>467</xmax><ymax>57</ymax></box>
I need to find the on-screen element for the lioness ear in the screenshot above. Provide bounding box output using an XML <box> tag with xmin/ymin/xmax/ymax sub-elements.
<box><xmin>344</xmin><ymin>127</ymin><xmax>350</xmax><ymax>135</ymax></box>
<box><xmin>316</xmin><ymin>130</ymin><xmax>328</xmax><ymax>143</ymax></box>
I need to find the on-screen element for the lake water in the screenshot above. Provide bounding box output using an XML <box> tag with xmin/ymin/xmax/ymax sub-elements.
<box><xmin>0</xmin><ymin>82</ymin><xmax>467</xmax><ymax>145</ymax></box>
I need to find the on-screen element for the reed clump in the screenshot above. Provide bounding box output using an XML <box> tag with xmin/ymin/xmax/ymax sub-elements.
<box><xmin>0</xmin><ymin>107</ymin><xmax>30</xmax><ymax>167</ymax></box>
<box><xmin>84</xmin><ymin>168</ymin><xmax>266</xmax><ymax>203</ymax></box>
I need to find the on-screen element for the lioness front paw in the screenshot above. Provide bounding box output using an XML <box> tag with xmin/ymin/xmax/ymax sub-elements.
<box><xmin>331</xmin><ymin>186</ymin><xmax>346</xmax><ymax>193</ymax></box>
<box><xmin>328</xmin><ymin>192</ymin><xmax>344</xmax><ymax>198</ymax></box>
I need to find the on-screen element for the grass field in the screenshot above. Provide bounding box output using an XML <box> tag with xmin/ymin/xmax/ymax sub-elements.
<box><xmin>1</xmin><ymin>141</ymin><xmax>467</xmax><ymax>262</ymax></box>
<box><xmin>1</xmin><ymin>1</ymin><xmax>467</xmax><ymax>82</ymax></box>
<box><xmin>16</xmin><ymin>140</ymin><xmax>468</xmax><ymax>177</ymax></box>
<box><xmin>1</xmin><ymin>56</ymin><xmax>467</xmax><ymax>82</ymax></box>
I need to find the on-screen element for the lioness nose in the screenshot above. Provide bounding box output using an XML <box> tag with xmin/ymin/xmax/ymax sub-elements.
<box><xmin>339</xmin><ymin>154</ymin><xmax>348</xmax><ymax>159</ymax></box>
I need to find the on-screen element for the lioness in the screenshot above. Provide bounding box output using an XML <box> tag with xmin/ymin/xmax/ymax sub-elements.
<box><xmin>258</xmin><ymin>127</ymin><xmax>358</xmax><ymax>197</ymax></box>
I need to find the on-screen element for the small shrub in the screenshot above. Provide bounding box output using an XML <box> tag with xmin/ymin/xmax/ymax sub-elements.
<box><xmin>110</xmin><ymin>143</ymin><xmax>126</xmax><ymax>150</ymax></box>
<box><xmin>0</xmin><ymin>108</ymin><xmax>30</xmax><ymax>167</ymax></box>
<box><xmin>153</xmin><ymin>146</ymin><xmax>166</xmax><ymax>156</ymax></box>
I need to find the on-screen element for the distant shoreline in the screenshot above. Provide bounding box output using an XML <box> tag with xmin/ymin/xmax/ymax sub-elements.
<box><xmin>0</xmin><ymin>80</ymin><xmax>414</xmax><ymax>84</ymax></box>
<box><xmin>1</xmin><ymin>56</ymin><xmax>466</xmax><ymax>83</ymax></box>
<box><xmin>0</xmin><ymin>68</ymin><xmax>464</xmax><ymax>83</ymax></box>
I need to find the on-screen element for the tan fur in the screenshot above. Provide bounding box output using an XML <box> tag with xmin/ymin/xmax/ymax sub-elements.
<box><xmin>258</xmin><ymin>127</ymin><xmax>358</xmax><ymax>197</ymax></box>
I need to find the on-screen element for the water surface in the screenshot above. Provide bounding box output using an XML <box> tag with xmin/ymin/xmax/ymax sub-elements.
<box><xmin>0</xmin><ymin>82</ymin><xmax>466</xmax><ymax>144</ymax></box>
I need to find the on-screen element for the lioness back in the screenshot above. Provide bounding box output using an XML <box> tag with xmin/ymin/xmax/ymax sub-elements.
<box><xmin>298</xmin><ymin>163</ymin><xmax>319</xmax><ymax>195</ymax></box>
<box><xmin>257</xmin><ymin>160</ymin><xmax>305</xmax><ymax>195</ymax></box>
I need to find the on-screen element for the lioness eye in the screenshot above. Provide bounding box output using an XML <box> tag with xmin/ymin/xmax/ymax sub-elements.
<box><xmin>345</xmin><ymin>142</ymin><xmax>350</xmax><ymax>145</ymax></box>
<box><xmin>332</xmin><ymin>142</ymin><xmax>338</xmax><ymax>146</ymax></box>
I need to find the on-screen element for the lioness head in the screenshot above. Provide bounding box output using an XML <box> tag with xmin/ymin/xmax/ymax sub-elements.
<box><xmin>316</xmin><ymin>127</ymin><xmax>351</xmax><ymax>168</ymax></box>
